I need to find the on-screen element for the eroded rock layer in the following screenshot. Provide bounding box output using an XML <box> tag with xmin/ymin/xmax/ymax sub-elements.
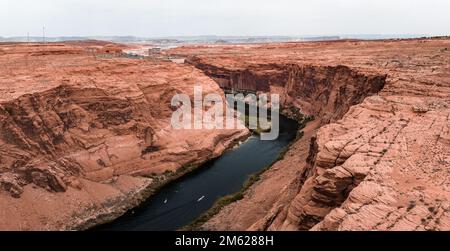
<box><xmin>0</xmin><ymin>42</ymin><xmax>248</xmax><ymax>230</ymax></box>
<box><xmin>170</xmin><ymin>38</ymin><xmax>450</xmax><ymax>230</ymax></box>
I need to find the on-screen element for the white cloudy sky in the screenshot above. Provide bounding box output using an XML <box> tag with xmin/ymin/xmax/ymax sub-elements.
<box><xmin>1</xmin><ymin>0</ymin><xmax>449</xmax><ymax>37</ymax></box>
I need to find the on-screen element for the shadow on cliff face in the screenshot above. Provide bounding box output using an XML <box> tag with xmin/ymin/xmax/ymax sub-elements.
<box><xmin>186</xmin><ymin>57</ymin><xmax>386</xmax><ymax>125</ymax></box>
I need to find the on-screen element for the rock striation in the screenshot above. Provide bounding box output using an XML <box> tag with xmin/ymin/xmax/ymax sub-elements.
<box><xmin>170</xmin><ymin>37</ymin><xmax>450</xmax><ymax>230</ymax></box>
<box><xmin>0</xmin><ymin>42</ymin><xmax>248</xmax><ymax>230</ymax></box>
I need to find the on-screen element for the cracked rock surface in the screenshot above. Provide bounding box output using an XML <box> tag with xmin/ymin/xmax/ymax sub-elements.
<box><xmin>171</xmin><ymin>37</ymin><xmax>450</xmax><ymax>230</ymax></box>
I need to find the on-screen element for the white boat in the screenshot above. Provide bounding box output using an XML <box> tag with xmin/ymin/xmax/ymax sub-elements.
<box><xmin>197</xmin><ymin>195</ymin><xmax>205</xmax><ymax>202</ymax></box>
<box><xmin>164</xmin><ymin>199</ymin><xmax>168</xmax><ymax>204</ymax></box>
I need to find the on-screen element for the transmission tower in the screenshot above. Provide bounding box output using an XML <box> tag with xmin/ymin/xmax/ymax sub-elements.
<box><xmin>42</xmin><ymin>26</ymin><xmax>46</xmax><ymax>44</ymax></box>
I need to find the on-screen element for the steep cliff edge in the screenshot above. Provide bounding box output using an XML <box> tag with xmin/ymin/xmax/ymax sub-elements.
<box><xmin>187</xmin><ymin>58</ymin><xmax>386</xmax><ymax>123</ymax></box>
<box><xmin>170</xmin><ymin>38</ymin><xmax>450</xmax><ymax>230</ymax></box>
<box><xmin>0</xmin><ymin>43</ymin><xmax>248</xmax><ymax>230</ymax></box>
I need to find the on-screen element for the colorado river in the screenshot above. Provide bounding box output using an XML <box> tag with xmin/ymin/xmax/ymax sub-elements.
<box><xmin>95</xmin><ymin>113</ymin><xmax>298</xmax><ymax>231</ymax></box>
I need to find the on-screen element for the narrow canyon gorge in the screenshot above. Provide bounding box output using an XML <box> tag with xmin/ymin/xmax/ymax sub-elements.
<box><xmin>0</xmin><ymin>38</ymin><xmax>449</xmax><ymax>230</ymax></box>
<box><xmin>171</xmin><ymin>37</ymin><xmax>450</xmax><ymax>230</ymax></box>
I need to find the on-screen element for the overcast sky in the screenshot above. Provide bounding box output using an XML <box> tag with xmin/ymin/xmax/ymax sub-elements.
<box><xmin>1</xmin><ymin>0</ymin><xmax>449</xmax><ymax>37</ymax></box>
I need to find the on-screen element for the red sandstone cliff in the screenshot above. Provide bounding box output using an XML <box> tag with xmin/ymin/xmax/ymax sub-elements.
<box><xmin>0</xmin><ymin>42</ymin><xmax>248</xmax><ymax>230</ymax></box>
<box><xmin>170</xmin><ymin>38</ymin><xmax>450</xmax><ymax>230</ymax></box>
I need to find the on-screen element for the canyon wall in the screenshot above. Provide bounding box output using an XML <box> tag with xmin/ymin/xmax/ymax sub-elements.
<box><xmin>0</xmin><ymin>42</ymin><xmax>248</xmax><ymax>230</ymax></box>
<box><xmin>189</xmin><ymin>57</ymin><xmax>386</xmax><ymax>123</ymax></box>
<box><xmin>171</xmin><ymin>38</ymin><xmax>450</xmax><ymax>230</ymax></box>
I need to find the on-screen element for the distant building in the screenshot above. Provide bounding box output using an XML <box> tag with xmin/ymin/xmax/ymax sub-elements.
<box><xmin>148</xmin><ymin>48</ymin><xmax>161</xmax><ymax>56</ymax></box>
